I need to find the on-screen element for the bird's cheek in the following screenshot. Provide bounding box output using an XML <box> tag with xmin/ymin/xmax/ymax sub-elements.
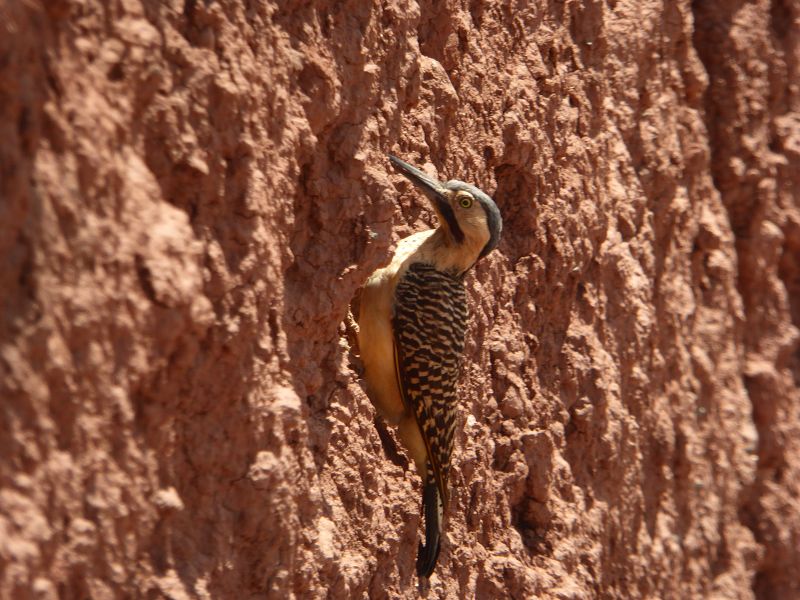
<box><xmin>462</xmin><ymin>216</ymin><xmax>482</xmax><ymax>230</ymax></box>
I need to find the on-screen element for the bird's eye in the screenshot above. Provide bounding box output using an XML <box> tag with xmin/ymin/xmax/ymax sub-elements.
<box><xmin>458</xmin><ymin>196</ymin><xmax>473</xmax><ymax>209</ymax></box>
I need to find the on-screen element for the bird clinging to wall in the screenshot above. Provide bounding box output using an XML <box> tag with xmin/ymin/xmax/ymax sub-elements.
<box><xmin>357</xmin><ymin>155</ymin><xmax>502</xmax><ymax>577</ymax></box>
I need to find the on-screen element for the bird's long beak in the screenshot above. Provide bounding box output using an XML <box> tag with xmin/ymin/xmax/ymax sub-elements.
<box><xmin>388</xmin><ymin>155</ymin><xmax>466</xmax><ymax>245</ymax></box>
<box><xmin>388</xmin><ymin>155</ymin><xmax>449</xmax><ymax>213</ymax></box>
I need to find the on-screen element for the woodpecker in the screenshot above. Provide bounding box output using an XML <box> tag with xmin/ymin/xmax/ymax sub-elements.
<box><xmin>357</xmin><ymin>155</ymin><xmax>502</xmax><ymax>577</ymax></box>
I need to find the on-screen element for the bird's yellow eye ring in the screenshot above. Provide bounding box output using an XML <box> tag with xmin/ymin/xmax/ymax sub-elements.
<box><xmin>458</xmin><ymin>196</ymin><xmax>473</xmax><ymax>209</ymax></box>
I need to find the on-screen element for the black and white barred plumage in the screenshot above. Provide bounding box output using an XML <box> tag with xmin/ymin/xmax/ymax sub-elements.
<box><xmin>392</xmin><ymin>262</ymin><xmax>468</xmax><ymax>576</ymax></box>
<box><xmin>392</xmin><ymin>262</ymin><xmax>467</xmax><ymax>506</ymax></box>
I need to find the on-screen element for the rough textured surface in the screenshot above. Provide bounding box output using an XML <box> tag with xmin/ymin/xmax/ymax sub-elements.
<box><xmin>1</xmin><ymin>0</ymin><xmax>798</xmax><ymax>597</ymax></box>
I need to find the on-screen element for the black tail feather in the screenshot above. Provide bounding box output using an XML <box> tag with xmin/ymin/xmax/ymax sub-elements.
<box><xmin>416</xmin><ymin>480</ymin><xmax>442</xmax><ymax>578</ymax></box>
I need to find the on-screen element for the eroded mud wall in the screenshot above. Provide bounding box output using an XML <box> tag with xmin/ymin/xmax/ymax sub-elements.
<box><xmin>1</xmin><ymin>0</ymin><xmax>798</xmax><ymax>598</ymax></box>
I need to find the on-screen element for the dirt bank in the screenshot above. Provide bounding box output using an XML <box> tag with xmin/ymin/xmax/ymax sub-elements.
<box><xmin>1</xmin><ymin>0</ymin><xmax>798</xmax><ymax>597</ymax></box>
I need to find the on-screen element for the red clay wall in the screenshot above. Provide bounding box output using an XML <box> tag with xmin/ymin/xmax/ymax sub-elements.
<box><xmin>1</xmin><ymin>0</ymin><xmax>798</xmax><ymax>597</ymax></box>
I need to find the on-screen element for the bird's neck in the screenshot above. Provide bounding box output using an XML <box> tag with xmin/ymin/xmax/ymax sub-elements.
<box><xmin>420</xmin><ymin>226</ymin><xmax>483</xmax><ymax>275</ymax></box>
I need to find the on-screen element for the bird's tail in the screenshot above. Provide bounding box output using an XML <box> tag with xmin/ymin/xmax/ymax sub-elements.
<box><xmin>416</xmin><ymin>470</ymin><xmax>443</xmax><ymax>578</ymax></box>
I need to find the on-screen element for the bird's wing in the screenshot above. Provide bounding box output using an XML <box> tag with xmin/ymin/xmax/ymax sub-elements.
<box><xmin>392</xmin><ymin>262</ymin><xmax>467</xmax><ymax>509</ymax></box>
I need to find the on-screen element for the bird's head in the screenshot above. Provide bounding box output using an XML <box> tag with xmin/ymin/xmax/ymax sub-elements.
<box><xmin>388</xmin><ymin>155</ymin><xmax>502</xmax><ymax>263</ymax></box>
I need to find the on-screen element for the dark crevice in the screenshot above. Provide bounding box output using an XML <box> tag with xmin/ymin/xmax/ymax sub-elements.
<box><xmin>770</xmin><ymin>0</ymin><xmax>791</xmax><ymax>39</ymax></box>
<box><xmin>778</xmin><ymin>221</ymin><xmax>800</xmax><ymax>387</ymax></box>
<box><xmin>690</xmin><ymin>0</ymin><xmax>753</xmax><ymax>237</ymax></box>
<box><xmin>135</xmin><ymin>253</ymin><xmax>165</xmax><ymax>307</ymax></box>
